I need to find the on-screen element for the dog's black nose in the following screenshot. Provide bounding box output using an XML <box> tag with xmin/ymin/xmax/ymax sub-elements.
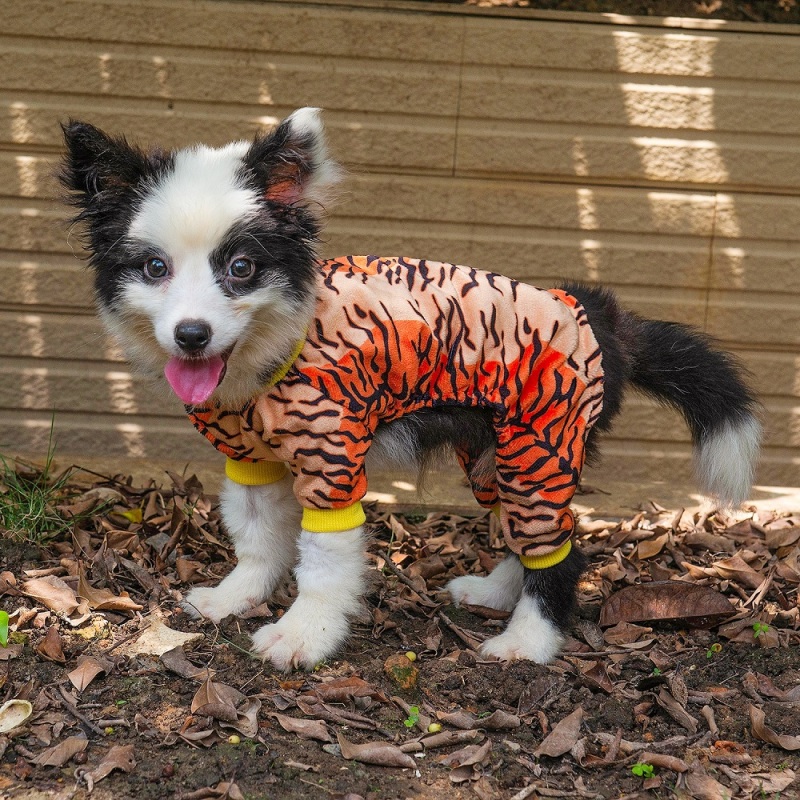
<box><xmin>174</xmin><ymin>320</ymin><xmax>212</xmax><ymax>353</ymax></box>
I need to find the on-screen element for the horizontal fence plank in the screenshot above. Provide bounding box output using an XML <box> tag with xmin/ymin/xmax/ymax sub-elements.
<box><xmin>0</xmin><ymin>1</ymin><xmax>467</xmax><ymax>62</ymax></box>
<box><xmin>0</xmin><ymin>38</ymin><xmax>462</xmax><ymax>117</ymax></box>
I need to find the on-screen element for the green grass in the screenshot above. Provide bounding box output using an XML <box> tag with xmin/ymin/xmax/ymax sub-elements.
<box><xmin>0</xmin><ymin>431</ymin><xmax>82</xmax><ymax>543</ymax></box>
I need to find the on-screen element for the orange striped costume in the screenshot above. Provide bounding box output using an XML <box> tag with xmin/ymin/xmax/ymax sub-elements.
<box><xmin>189</xmin><ymin>256</ymin><xmax>604</xmax><ymax>561</ymax></box>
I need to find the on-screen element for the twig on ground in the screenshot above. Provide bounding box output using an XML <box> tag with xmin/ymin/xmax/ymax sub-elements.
<box><xmin>53</xmin><ymin>685</ymin><xmax>106</xmax><ymax>737</ymax></box>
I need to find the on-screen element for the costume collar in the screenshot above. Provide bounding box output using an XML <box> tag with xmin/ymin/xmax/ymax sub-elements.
<box><xmin>264</xmin><ymin>334</ymin><xmax>306</xmax><ymax>388</ymax></box>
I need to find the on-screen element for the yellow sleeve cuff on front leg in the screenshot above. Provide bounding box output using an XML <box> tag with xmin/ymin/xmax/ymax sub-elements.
<box><xmin>225</xmin><ymin>458</ymin><xmax>287</xmax><ymax>485</ymax></box>
<box><xmin>302</xmin><ymin>503</ymin><xmax>367</xmax><ymax>533</ymax></box>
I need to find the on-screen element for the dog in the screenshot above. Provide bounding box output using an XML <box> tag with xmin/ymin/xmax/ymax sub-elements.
<box><xmin>60</xmin><ymin>108</ymin><xmax>761</xmax><ymax>671</ymax></box>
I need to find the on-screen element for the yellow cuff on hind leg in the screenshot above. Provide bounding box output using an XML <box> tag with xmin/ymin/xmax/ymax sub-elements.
<box><xmin>519</xmin><ymin>540</ymin><xmax>572</xmax><ymax>570</ymax></box>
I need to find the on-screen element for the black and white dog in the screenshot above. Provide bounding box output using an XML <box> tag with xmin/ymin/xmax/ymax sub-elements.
<box><xmin>60</xmin><ymin>108</ymin><xmax>760</xmax><ymax>670</ymax></box>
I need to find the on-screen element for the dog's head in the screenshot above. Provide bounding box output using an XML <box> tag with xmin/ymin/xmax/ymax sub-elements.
<box><xmin>60</xmin><ymin>108</ymin><xmax>340</xmax><ymax>406</ymax></box>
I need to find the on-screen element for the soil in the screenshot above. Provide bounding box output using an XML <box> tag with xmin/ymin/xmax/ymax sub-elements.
<box><xmin>0</xmin><ymin>467</ymin><xmax>799</xmax><ymax>800</ymax></box>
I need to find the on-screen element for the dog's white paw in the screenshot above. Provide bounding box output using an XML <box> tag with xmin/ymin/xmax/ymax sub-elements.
<box><xmin>480</xmin><ymin>629</ymin><xmax>563</xmax><ymax>664</ymax></box>
<box><xmin>447</xmin><ymin>556</ymin><xmax>524</xmax><ymax>611</ymax></box>
<box><xmin>183</xmin><ymin>584</ymin><xmax>257</xmax><ymax>623</ymax></box>
<box><xmin>479</xmin><ymin>593</ymin><xmax>564</xmax><ymax>664</ymax></box>
<box><xmin>251</xmin><ymin>599</ymin><xmax>350</xmax><ymax>671</ymax></box>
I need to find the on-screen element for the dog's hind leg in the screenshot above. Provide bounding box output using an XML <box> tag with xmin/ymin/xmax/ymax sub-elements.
<box><xmin>480</xmin><ymin>547</ymin><xmax>587</xmax><ymax>663</ymax></box>
<box><xmin>183</xmin><ymin>474</ymin><xmax>300</xmax><ymax>622</ymax></box>
<box><xmin>447</xmin><ymin>554</ymin><xmax>524</xmax><ymax>612</ymax></box>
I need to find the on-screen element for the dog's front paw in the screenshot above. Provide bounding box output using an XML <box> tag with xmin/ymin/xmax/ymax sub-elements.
<box><xmin>183</xmin><ymin>585</ymin><xmax>254</xmax><ymax>623</ymax></box>
<box><xmin>251</xmin><ymin>599</ymin><xmax>350</xmax><ymax>671</ymax></box>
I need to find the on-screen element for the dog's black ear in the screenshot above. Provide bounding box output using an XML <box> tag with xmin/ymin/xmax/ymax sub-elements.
<box><xmin>60</xmin><ymin>121</ymin><xmax>153</xmax><ymax>206</ymax></box>
<box><xmin>243</xmin><ymin>107</ymin><xmax>341</xmax><ymax>209</ymax></box>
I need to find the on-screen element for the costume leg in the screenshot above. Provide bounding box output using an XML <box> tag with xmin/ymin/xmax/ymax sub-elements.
<box><xmin>446</xmin><ymin>446</ymin><xmax>526</xmax><ymax>611</ymax></box>
<box><xmin>183</xmin><ymin>474</ymin><xmax>300</xmax><ymax>622</ymax></box>
<box><xmin>252</xmin><ymin>525</ymin><xmax>367</xmax><ymax>671</ymax></box>
<box><xmin>480</xmin><ymin>401</ymin><xmax>590</xmax><ymax>661</ymax></box>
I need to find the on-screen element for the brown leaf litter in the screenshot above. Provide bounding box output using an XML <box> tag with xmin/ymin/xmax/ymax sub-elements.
<box><xmin>0</xmin><ymin>465</ymin><xmax>798</xmax><ymax>798</ymax></box>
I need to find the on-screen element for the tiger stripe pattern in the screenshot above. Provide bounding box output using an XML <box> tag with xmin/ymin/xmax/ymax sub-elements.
<box><xmin>189</xmin><ymin>255</ymin><xmax>605</xmax><ymax>559</ymax></box>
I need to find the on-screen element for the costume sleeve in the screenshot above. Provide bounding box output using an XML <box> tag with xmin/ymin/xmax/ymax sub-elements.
<box><xmin>251</xmin><ymin>382</ymin><xmax>373</xmax><ymax>513</ymax></box>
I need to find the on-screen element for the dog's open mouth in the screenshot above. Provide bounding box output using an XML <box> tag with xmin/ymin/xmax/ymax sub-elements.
<box><xmin>164</xmin><ymin>348</ymin><xmax>232</xmax><ymax>406</ymax></box>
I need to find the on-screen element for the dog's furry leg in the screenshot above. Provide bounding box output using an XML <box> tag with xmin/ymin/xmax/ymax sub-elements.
<box><xmin>251</xmin><ymin>526</ymin><xmax>367</xmax><ymax>671</ymax></box>
<box><xmin>183</xmin><ymin>475</ymin><xmax>300</xmax><ymax>622</ymax></box>
<box><xmin>480</xmin><ymin>547</ymin><xmax>587</xmax><ymax>663</ymax></box>
<box><xmin>447</xmin><ymin>554</ymin><xmax>524</xmax><ymax>612</ymax></box>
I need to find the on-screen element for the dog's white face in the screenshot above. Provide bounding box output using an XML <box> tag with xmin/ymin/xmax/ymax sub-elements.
<box><xmin>61</xmin><ymin>108</ymin><xmax>339</xmax><ymax>407</ymax></box>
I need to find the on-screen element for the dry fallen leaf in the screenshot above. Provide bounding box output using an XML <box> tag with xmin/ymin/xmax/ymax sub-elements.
<box><xmin>750</xmin><ymin>705</ymin><xmax>800</xmax><ymax>751</ymax></box>
<box><xmin>337</xmin><ymin>732</ymin><xmax>416</xmax><ymax>768</ymax></box>
<box><xmin>437</xmin><ymin>739</ymin><xmax>492</xmax><ymax>768</ymax></box>
<box><xmin>535</xmin><ymin>706</ymin><xmax>583</xmax><ymax>757</ymax></box>
<box><xmin>85</xmin><ymin>744</ymin><xmax>136</xmax><ymax>782</ymax></box>
<box><xmin>599</xmin><ymin>582</ymin><xmax>735</xmax><ymax>628</ymax></box>
<box><xmin>123</xmin><ymin>617</ymin><xmax>203</xmax><ymax>657</ymax></box>
<box><xmin>36</xmin><ymin>625</ymin><xmax>66</xmax><ymax>663</ymax></box>
<box><xmin>312</xmin><ymin>676</ymin><xmax>389</xmax><ymax>705</ymax></box>
<box><xmin>190</xmin><ymin>679</ymin><xmax>260</xmax><ymax>738</ymax></box>
<box><xmin>636</xmin><ymin>531</ymin><xmax>670</xmax><ymax>560</ymax></box>
<box><xmin>68</xmin><ymin>655</ymin><xmax>113</xmax><ymax>692</ymax></box>
<box><xmin>32</xmin><ymin>736</ymin><xmax>88</xmax><ymax>766</ymax></box>
<box><xmin>711</xmin><ymin>554</ymin><xmax>764</xmax><ymax>590</ymax></box>
<box><xmin>20</xmin><ymin>576</ymin><xmax>80</xmax><ymax>615</ymax></box>
<box><xmin>192</xmin><ymin>679</ymin><xmax>240</xmax><ymax>723</ymax></box>
<box><xmin>160</xmin><ymin>646</ymin><xmax>211</xmax><ymax>680</ymax></box>
<box><xmin>270</xmin><ymin>713</ymin><xmax>332</xmax><ymax>742</ymax></box>
<box><xmin>77</xmin><ymin>568</ymin><xmax>143</xmax><ymax>612</ymax></box>
<box><xmin>685</xmin><ymin>765</ymin><xmax>732</xmax><ymax>800</ymax></box>
<box><xmin>435</xmin><ymin>708</ymin><xmax>520</xmax><ymax>731</ymax></box>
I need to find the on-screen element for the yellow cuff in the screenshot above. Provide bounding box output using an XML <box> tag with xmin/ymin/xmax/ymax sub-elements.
<box><xmin>225</xmin><ymin>458</ymin><xmax>287</xmax><ymax>485</ymax></box>
<box><xmin>302</xmin><ymin>503</ymin><xmax>366</xmax><ymax>533</ymax></box>
<box><xmin>519</xmin><ymin>540</ymin><xmax>572</xmax><ymax>570</ymax></box>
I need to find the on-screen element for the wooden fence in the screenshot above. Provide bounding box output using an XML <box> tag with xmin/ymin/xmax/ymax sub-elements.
<box><xmin>0</xmin><ymin>0</ymin><xmax>797</xmax><ymax>488</ymax></box>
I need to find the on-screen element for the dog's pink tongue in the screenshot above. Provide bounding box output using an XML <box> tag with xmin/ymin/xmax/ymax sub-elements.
<box><xmin>164</xmin><ymin>356</ymin><xmax>225</xmax><ymax>405</ymax></box>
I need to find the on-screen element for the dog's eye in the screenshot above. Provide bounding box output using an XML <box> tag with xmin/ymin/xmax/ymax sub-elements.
<box><xmin>229</xmin><ymin>257</ymin><xmax>255</xmax><ymax>280</ymax></box>
<box><xmin>143</xmin><ymin>257</ymin><xmax>168</xmax><ymax>279</ymax></box>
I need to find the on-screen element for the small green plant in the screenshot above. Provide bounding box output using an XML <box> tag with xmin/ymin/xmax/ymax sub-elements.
<box><xmin>0</xmin><ymin>427</ymin><xmax>83</xmax><ymax>543</ymax></box>
<box><xmin>0</xmin><ymin>610</ymin><xmax>9</xmax><ymax>647</ymax></box>
<box><xmin>651</xmin><ymin>667</ymin><xmax>662</xmax><ymax>676</ymax></box>
<box><xmin>403</xmin><ymin>706</ymin><xmax>420</xmax><ymax>728</ymax></box>
<box><xmin>706</xmin><ymin>642</ymin><xmax>723</xmax><ymax>659</ymax></box>
<box><xmin>753</xmin><ymin>622</ymin><xmax>770</xmax><ymax>639</ymax></box>
<box><xmin>631</xmin><ymin>762</ymin><xmax>655</xmax><ymax>779</ymax></box>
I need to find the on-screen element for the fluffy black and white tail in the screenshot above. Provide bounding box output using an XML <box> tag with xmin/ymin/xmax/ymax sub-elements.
<box><xmin>564</xmin><ymin>284</ymin><xmax>762</xmax><ymax>507</ymax></box>
<box><xmin>628</xmin><ymin>318</ymin><xmax>761</xmax><ymax>506</ymax></box>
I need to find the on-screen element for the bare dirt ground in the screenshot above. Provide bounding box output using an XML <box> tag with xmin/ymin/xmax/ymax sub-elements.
<box><xmin>0</xmin><ymin>463</ymin><xmax>798</xmax><ymax>800</ymax></box>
